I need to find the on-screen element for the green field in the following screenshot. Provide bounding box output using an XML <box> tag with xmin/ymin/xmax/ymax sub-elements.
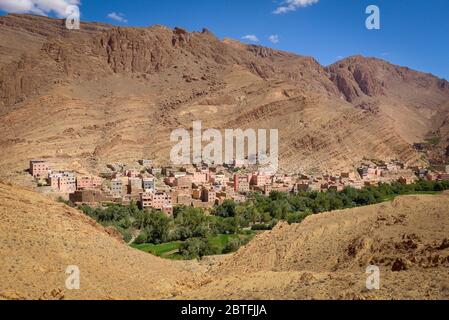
<box><xmin>207</xmin><ymin>233</ymin><xmax>247</xmax><ymax>253</ymax></box>
<box><xmin>131</xmin><ymin>232</ymin><xmax>257</xmax><ymax>260</ymax></box>
<box><xmin>131</xmin><ymin>241</ymin><xmax>183</xmax><ymax>257</ymax></box>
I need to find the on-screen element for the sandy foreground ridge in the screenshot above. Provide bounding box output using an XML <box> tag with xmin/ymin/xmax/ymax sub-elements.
<box><xmin>1</xmin><ymin>181</ymin><xmax>449</xmax><ymax>300</ymax></box>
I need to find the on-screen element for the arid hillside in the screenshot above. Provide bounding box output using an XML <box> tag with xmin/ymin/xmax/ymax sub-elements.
<box><xmin>0</xmin><ymin>181</ymin><xmax>204</xmax><ymax>300</ymax></box>
<box><xmin>0</xmin><ymin>14</ymin><xmax>449</xmax><ymax>183</ymax></box>
<box><xmin>1</xmin><ymin>181</ymin><xmax>449</xmax><ymax>300</ymax></box>
<box><xmin>183</xmin><ymin>192</ymin><xmax>449</xmax><ymax>300</ymax></box>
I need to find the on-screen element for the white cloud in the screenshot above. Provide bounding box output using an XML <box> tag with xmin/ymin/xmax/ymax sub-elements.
<box><xmin>242</xmin><ymin>34</ymin><xmax>259</xmax><ymax>43</ymax></box>
<box><xmin>0</xmin><ymin>0</ymin><xmax>80</xmax><ymax>17</ymax></box>
<box><xmin>273</xmin><ymin>0</ymin><xmax>319</xmax><ymax>14</ymax></box>
<box><xmin>107</xmin><ymin>12</ymin><xmax>128</xmax><ymax>23</ymax></box>
<box><xmin>268</xmin><ymin>35</ymin><xmax>280</xmax><ymax>44</ymax></box>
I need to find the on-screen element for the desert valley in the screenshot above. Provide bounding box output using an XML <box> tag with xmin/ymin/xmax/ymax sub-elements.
<box><xmin>1</xmin><ymin>13</ymin><xmax>449</xmax><ymax>301</ymax></box>
<box><xmin>2</xmin><ymin>181</ymin><xmax>449</xmax><ymax>300</ymax></box>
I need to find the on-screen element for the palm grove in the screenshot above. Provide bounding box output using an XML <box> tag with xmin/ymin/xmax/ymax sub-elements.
<box><xmin>76</xmin><ymin>179</ymin><xmax>449</xmax><ymax>259</ymax></box>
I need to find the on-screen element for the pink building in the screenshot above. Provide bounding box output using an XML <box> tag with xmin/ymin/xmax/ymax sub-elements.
<box><xmin>140</xmin><ymin>192</ymin><xmax>172</xmax><ymax>213</ymax></box>
<box><xmin>211</xmin><ymin>174</ymin><xmax>228</xmax><ymax>185</ymax></box>
<box><xmin>175</xmin><ymin>175</ymin><xmax>193</xmax><ymax>189</ymax></box>
<box><xmin>192</xmin><ymin>171</ymin><xmax>208</xmax><ymax>184</ymax></box>
<box><xmin>250</xmin><ymin>174</ymin><xmax>271</xmax><ymax>187</ymax></box>
<box><xmin>49</xmin><ymin>176</ymin><xmax>59</xmax><ymax>190</ymax></box>
<box><xmin>201</xmin><ymin>188</ymin><xmax>216</xmax><ymax>203</ymax></box>
<box><xmin>58</xmin><ymin>176</ymin><xmax>76</xmax><ymax>193</ymax></box>
<box><xmin>263</xmin><ymin>184</ymin><xmax>273</xmax><ymax>196</ymax></box>
<box><xmin>77</xmin><ymin>176</ymin><xmax>91</xmax><ymax>190</ymax></box>
<box><xmin>76</xmin><ymin>176</ymin><xmax>103</xmax><ymax>190</ymax></box>
<box><xmin>234</xmin><ymin>174</ymin><xmax>250</xmax><ymax>193</ymax></box>
<box><xmin>48</xmin><ymin>172</ymin><xmax>76</xmax><ymax>193</ymax></box>
<box><xmin>30</xmin><ymin>160</ymin><xmax>50</xmax><ymax>178</ymax></box>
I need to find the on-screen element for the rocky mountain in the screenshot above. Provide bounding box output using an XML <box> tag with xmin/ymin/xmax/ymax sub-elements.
<box><xmin>0</xmin><ymin>14</ymin><xmax>448</xmax><ymax>181</ymax></box>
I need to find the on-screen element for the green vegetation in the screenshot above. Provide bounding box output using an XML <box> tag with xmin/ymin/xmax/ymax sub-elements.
<box><xmin>207</xmin><ymin>232</ymin><xmax>255</xmax><ymax>255</ymax></box>
<box><xmin>424</xmin><ymin>137</ymin><xmax>441</xmax><ymax>146</ymax></box>
<box><xmin>78</xmin><ymin>179</ymin><xmax>449</xmax><ymax>260</ymax></box>
<box><xmin>131</xmin><ymin>241</ymin><xmax>182</xmax><ymax>257</ymax></box>
<box><xmin>130</xmin><ymin>233</ymin><xmax>255</xmax><ymax>260</ymax></box>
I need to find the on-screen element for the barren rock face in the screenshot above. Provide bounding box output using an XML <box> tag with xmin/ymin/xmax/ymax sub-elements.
<box><xmin>352</xmin><ymin>65</ymin><xmax>384</xmax><ymax>97</ymax></box>
<box><xmin>0</xmin><ymin>14</ymin><xmax>449</xmax><ymax>179</ymax></box>
<box><xmin>328</xmin><ymin>58</ymin><xmax>386</xmax><ymax>100</ymax></box>
<box><xmin>329</xmin><ymin>67</ymin><xmax>361</xmax><ymax>102</ymax></box>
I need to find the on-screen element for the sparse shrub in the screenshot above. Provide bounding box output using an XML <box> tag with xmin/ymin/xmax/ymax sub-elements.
<box><xmin>134</xmin><ymin>229</ymin><xmax>149</xmax><ymax>245</ymax></box>
<box><xmin>179</xmin><ymin>238</ymin><xmax>214</xmax><ymax>259</ymax></box>
<box><xmin>251</xmin><ymin>223</ymin><xmax>273</xmax><ymax>231</ymax></box>
<box><xmin>287</xmin><ymin>212</ymin><xmax>310</xmax><ymax>224</ymax></box>
<box><xmin>222</xmin><ymin>238</ymin><xmax>241</xmax><ymax>254</ymax></box>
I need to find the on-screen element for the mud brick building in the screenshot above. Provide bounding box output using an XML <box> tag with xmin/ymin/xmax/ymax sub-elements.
<box><xmin>30</xmin><ymin>160</ymin><xmax>50</xmax><ymax>178</ymax></box>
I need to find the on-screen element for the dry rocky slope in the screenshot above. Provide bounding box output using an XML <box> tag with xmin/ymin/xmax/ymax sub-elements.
<box><xmin>182</xmin><ymin>193</ymin><xmax>449</xmax><ymax>300</ymax></box>
<box><xmin>0</xmin><ymin>181</ymin><xmax>204</xmax><ymax>300</ymax></box>
<box><xmin>0</xmin><ymin>14</ymin><xmax>449</xmax><ymax>183</ymax></box>
<box><xmin>1</xmin><ymin>181</ymin><xmax>449</xmax><ymax>300</ymax></box>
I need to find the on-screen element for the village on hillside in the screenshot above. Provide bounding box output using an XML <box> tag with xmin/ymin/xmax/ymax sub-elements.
<box><xmin>28</xmin><ymin>157</ymin><xmax>449</xmax><ymax>216</ymax></box>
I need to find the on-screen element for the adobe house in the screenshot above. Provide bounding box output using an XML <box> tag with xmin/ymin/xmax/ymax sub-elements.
<box><xmin>30</xmin><ymin>159</ymin><xmax>50</xmax><ymax>178</ymax></box>
<box><xmin>69</xmin><ymin>189</ymin><xmax>114</xmax><ymax>204</ymax></box>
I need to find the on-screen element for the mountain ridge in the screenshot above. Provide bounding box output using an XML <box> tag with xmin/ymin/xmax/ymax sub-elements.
<box><xmin>0</xmin><ymin>14</ymin><xmax>448</xmax><ymax>180</ymax></box>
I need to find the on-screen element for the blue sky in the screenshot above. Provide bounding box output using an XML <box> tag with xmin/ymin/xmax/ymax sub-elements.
<box><xmin>1</xmin><ymin>0</ymin><xmax>448</xmax><ymax>80</ymax></box>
